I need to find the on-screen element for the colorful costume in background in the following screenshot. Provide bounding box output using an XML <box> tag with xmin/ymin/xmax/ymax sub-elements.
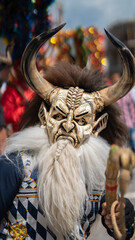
<box><xmin>1</xmin><ymin>77</ymin><xmax>33</xmax><ymax>132</ymax></box>
<box><xmin>0</xmin><ymin>47</ymin><xmax>34</xmax><ymax>134</ymax></box>
<box><xmin>118</xmin><ymin>86</ymin><xmax>135</xmax><ymax>152</ymax></box>
<box><xmin>0</xmin><ymin>45</ymin><xmax>12</xmax><ymax>153</ymax></box>
<box><xmin>0</xmin><ymin>24</ymin><xmax>135</xmax><ymax>239</ymax></box>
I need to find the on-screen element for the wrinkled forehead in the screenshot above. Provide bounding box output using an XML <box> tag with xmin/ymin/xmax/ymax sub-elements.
<box><xmin>49</xmin><ymin>86</ymin><xmax>104</xmax><ymax>113</ymax></box>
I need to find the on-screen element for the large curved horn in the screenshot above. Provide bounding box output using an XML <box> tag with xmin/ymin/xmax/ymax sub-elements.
<box><xmin>21</xmin><ymin>23</ymin><xmax>66</xmax><ymax>99</ymax></box>
<box><xmin>99</xmin><ymin>29</ymin><xmax>135</xmax><ymax>106</ymax></box>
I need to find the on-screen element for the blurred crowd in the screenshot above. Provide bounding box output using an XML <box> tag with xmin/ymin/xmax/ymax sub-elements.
<box><xmin>0</xmin><ymin>45</ymin><xmax>34</xmax><ymax>154</ymax></box>
<box><xmin>110</xmin><ymin>72</ymin><xmax>135</xmax><ymax>152</ymax></box>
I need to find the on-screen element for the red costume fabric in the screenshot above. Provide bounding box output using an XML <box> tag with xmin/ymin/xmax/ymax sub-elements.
<box><xmin>1</xmin><ymin>79</ymin><xmax>34</xmax><ymax>132</ymax></box>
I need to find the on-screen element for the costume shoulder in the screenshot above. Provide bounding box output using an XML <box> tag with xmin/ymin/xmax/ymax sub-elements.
<box><xmin>0</xmin><ymin>151</ymin><xmax>24</xmax><ymax>221</ymax></box>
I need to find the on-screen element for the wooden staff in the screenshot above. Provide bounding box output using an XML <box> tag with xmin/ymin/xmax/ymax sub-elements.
<box><xmin>105</xmin><ymin>144</ymin><xmax>135</xmax><ymax>240</ymax></box>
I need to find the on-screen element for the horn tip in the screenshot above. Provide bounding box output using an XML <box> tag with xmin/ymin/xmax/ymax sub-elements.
<box><xmin>55</xmin><ymin>22</ymin><xmax>66</xmax><ymax>32</ymax></box>
<box><xmin>104</xmin><ymin>28</ymin><xmax>112</xmax><ymax>39</ymax></box>
<box><xmin>104</xmin><ymin>28</ymin><xmax>126</xmax><ymax>49</ymax></box>
<box><xmin>61</xmin><ymin>22</ymin><xmax>66</xmax><ymax>27</ymax></box>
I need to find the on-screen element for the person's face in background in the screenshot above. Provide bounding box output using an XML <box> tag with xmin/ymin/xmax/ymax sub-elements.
<box><xmin>111</xmin><ymin>72</ymin><xmax>121</xmax><ymax>84</ymax></box>
<box><xmin>0</xmin><ymin>65</ymin><xmax>11</xmax><ymax>82</ymax></box>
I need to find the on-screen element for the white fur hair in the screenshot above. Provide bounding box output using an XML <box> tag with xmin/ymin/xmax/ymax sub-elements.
<box><xmin>5</xmin><ymin>125</ymin><xmax>109</xmax><ymax>189</ymax></box>
<box><xmin>4</xmin><ymin>125</ymin><xmax>110</xmax><ymax>236</ymax></box>
<box><xmin>77</xmin><ymin>135</ymin><xmax>110</xmax><ymax>192</ymax></box>
<box><xmin>37</xmin><ymin>139</ymin><xmax>87</xmax><ymax>236</ymax></box>
<box><xmin>5</xmin><ymin>125</ymin><xmax>50</xmax><ymax>154</ymax></box>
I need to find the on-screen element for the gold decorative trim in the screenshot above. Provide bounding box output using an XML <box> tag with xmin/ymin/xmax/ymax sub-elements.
<box><xmin>10</xmin><ymin>222</ymin><xmax>28</xmax><ymax>239</ymax></box>
<box><xmin>91</xmin><ymin>91</ymin><xmax>104</xmax><ymax>112</ymax></box>
<box><xmin>67</xmin><ymin>87</ymin><xmax>84</xmax><ymax>109</ymax></box>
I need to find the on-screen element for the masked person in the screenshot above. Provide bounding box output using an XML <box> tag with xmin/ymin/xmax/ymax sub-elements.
<box><xmin>0</xmin><ymin>46</ymin><xmax>34</xmax><ymax>135</ymax></box>
<box><xmin>0</xmin><ymin>46</ymin><xmax>12</xmax><ymax>152</ymax></box>
<box><xmin>0</xmin><ymin>24</ymin><xmax>134</xmax><ymax>240</ymax></box>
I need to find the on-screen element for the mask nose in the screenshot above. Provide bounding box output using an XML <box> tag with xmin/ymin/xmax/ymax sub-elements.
<box><xmin>62</xmin><ymin>109</ymin><xmax>74</xmax><ymax>133</ymax></box>
<box><xmin>63</xmin><ymin>121</ymin><xmax>74</xmax><ymax>133</ymax></box>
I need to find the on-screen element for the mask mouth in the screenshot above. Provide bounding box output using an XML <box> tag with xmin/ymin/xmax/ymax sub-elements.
<box><xmin>55</xmin><ymin>131</ymin><xmax>78</xmax><ymax>147</ymax></box>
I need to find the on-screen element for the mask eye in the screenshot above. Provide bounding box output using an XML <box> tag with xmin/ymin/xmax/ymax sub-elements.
<box><xmin>53</xmin><ymin>113</ymin><xmax>64</xmax><ymax>121</ymax></box>
<box><xmin>76</xmin><ymin>118</ymin><xmax>87</xmax><ymax>126</ymax></box>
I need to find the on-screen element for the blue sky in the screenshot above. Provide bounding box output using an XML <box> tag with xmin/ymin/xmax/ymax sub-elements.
<box><xmin>50</xmin><ymin>0</ymin><xmax>135</xmax><ymax>33</ymax></box>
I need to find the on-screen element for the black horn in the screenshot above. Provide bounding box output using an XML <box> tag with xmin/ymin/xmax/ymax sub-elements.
<box><xmin>21</xmin><ymin>23</ymin><xmax>66</xmax><ymax>99</ymax></box>
<box><xmin>99</xmin><ymin>29</ymin><xmax>135</xmax><ymax>106</ymax></box>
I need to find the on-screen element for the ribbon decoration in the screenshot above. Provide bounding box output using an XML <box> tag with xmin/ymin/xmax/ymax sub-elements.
<box><xmin>105</xmin><ymin>144</ymin><xmax>135</xmax><ymax>240</ymax></box>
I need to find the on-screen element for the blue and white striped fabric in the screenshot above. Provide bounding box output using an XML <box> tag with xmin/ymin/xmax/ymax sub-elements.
<box><xmin>0</xmin><ymin>152</ymin><xmax>105</xmax><ymax>240</ymax></box>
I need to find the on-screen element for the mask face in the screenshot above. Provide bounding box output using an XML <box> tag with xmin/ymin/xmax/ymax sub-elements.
<box><xmin>38</xmin><ymin>87</ymin><xmax>108</xmax><ymax>147</ymax></box>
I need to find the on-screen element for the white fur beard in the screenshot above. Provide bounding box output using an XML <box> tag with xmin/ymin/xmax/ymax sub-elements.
<box><xmin>5</xmin><ymin>125</ymin><xmax>110</xmax><ymax>236</ymax></box>
<box><xmin>77</xmin><ymin>136</ymin><xmax>110</xmax><ymax>193</ymax></box>
<box><xmin>37</xmin><ymin>140</ymin><xmax>87</xmax><ymax>236</ymax></box>
<box><xmin>37</xmin><ymin>137</ymin><xmax>109</xmax><ymax>236</ymax></box>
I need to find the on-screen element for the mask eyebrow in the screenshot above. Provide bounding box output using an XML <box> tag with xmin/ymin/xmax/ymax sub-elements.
<box><xmin>56</xmin><ymin>106</ymin><xmax>66</xmax><ymax>115</ymax></box>
<box><xmin>76</xmin><ymin>112</ymin><xmax>89</xmax><ymax>117</ymax></box>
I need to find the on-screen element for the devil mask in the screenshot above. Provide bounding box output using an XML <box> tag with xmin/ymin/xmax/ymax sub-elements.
<box><xmin>21</xmin><ymin>23</ymin><xmax>135</xmax><ymax>147</ymax></box>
